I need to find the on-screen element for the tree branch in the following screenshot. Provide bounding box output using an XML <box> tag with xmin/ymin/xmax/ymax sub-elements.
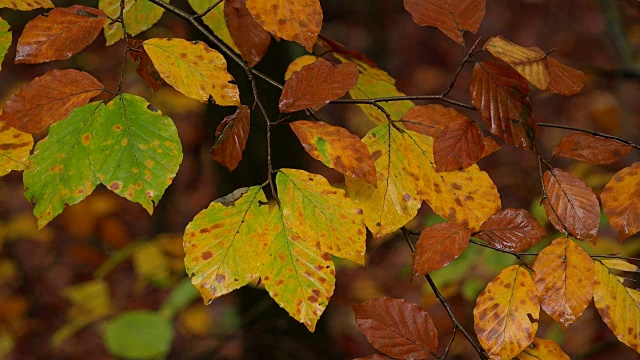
<box><xmin>538</xmin><ymin>122</ymin><xmax>640</xmax><ymax>151</ymax></box>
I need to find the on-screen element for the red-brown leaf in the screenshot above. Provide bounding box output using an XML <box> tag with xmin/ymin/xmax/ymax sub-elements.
<box><xmin>480</xmin><ymin>136</ymin><xmax>501</xmax><ymax>159</ymax></box>
<box><xmin>434</xmin><ymin>119</ymin><xmax>484</xmax><ymax>172</ymax></box>
<box><xmin>543</xmin><ymin>168</ymin><xmax>600</xmax><ymax>243</ymax></box>
<box><xmin>546</xmin><ymin>56</ymin><xmax>587</xmax><ymax>96</ymax></box>
<box><xmin>0</xmin><ymin>69</ymin><xmax>103</xmax><ymax>133</ymax></box>
<box><xmin>279</xmin><ymin>59</ymin><xmax>358</xmax><ymax>113</ymax></box>
<box><xmin>353</xmin><ymin>297</ymin><xmax>438</xmax><ymax>359</ymax></box>
<box><xmin>15</xmin><ymin>5</ymin><xmax>107</xmax><ymax>64</ymax></box>
<box><xmin>225</xmin><ymin>0</ymin><xmax>271</xmax><ymax>67</ymax></box>
<box><xmin>412</xmin><ymin>222</ymin><xmax>471</xmax><ymax>275</ymax></box>
<box><xmin>552</xmin><ymin>133</ymin><xmax>631</xmax><ymax>165</ymax></box>
<box><xmin>601</xmin><ymin>162</ymin><xmax>640</xmax><ymax>241</ymax></box>
<box><xmin>470</xmin><ymin>61</ymin><xmax>537</xmax><ymax>150</ymax></box>
<box><xmin>403</xmin><ymin>0</ymin><xmax>486</xmax><ymax>45</ymax></box>
<box><xmin>211</xmin><ymin>105</ymin><xmax>251</xmax><ymax>171</ymax></box>
<box><xmin>477</xmin><ymin>208</ymin><xmax>546</xmax><ymax>252</ymax></box>
<box><xmin>402</xmin><ymin>104</ymin><xmax>466</xmax><ymax>138</ymax></box>
<box><xmin>128</xmin><ymin>39</ymin><xmax>164</xmax><ymax>92</ymax></box>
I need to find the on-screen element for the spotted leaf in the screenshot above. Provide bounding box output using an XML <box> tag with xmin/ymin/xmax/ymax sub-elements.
<box><xmin>100</xmin><ymin>0</ymin><xmax>166</xmax><ymax>46</ymax></box>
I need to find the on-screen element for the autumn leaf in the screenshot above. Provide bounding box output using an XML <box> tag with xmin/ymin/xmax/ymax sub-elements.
<box><xmin>515</xmin><ymin>338</ymin><xmax>570</xmax><ymax>360</ymax></box>
<box><xmin>277</xmin><ymin>169</ymin><xmax>366</xmax><ymax>265</ymax></box>
<box><xmin>0</xmin><ymin>17</ymin><xmax>10</xmax><ymax>70</ymax></box>
<box><xmin>481</xmin><ymin>136</ymin><xmax>501</xmax><ymax>158</ymax></box>
<box><xmin>474</xmin><ymin>265</ymin><xmax>540</xmax><ymax>360</ymax></box>
<box><xmin>484</xmin><ymin>36</ymin><xmax>550</xmax><ymax>90</ymax></box>
<box><xmin>601</xmin><ymin>162</ymin><xmax>640</xmax><ymax>240</ymax></box>
<box><xmin>594</xmin><ymin>261</ymin><xmax>640</xmax><ymax>352</ymax></box>
<box><xmin>285</xmin><ymin>55</ymin><xmax>319</xmax><ymax>80</ymax></box>
<box><xmin>211</xmin><ymin>105</ymin><xmax>250</xmax><ymax>171</ymax></box>
<box><xmin>15</xmin><ymin>6</ymin><xmax>107</xmax><ymax>64</ymax></box>
<box><xmin>279</xmin><ymin>59</ymin><xmax>358</xmax><ymax>113</ymax></box>
<box><xmin>0</xmin><ymin>0</ymin><xmax>53</xmax><ymax>10</ymax></box>
<box><xmin>289</xmin><ymin>120</ymin><xmax>376</xmax><ymax>187</ymax></box>
<box><xmin>225</xmin><ymin>0</ymin><xmax>271</xmax><ymax>67</ymax></box>
<box><xmin>246</xmin><ymin>0</ymin><xmax>322</xmax><ymax>52</ymax></box>
<box><xmin>0</xmin><ymin>69</ymin><xmax>104</xmax><ymax>133</ymax></box>
<box><xmin>187</xmin><ymin>0</ymin><xmax>240</xmax><ymax>53</ymax></box>
<box><xmin>599</xmin><ymin>259</ymin><xmax>638</xmax><ymax>273</ymax></box>
<box><xmin>89</xmin><ymin>94</ymin><xmax>182</xmax><ymax>214</ymax></box>
<box><xmin>412</xmin><ymin>222</ymin><xmax>471</xmax><ymax>275</ymax></box>
<box><xmin>532</xmin><ymin>238</ymin><xmax>594</xmax><ymax>330</ymax></box>
<box><xmin>100</xmin><ymin>0</ymin><xmax>166</xmax><ymax>46</ymax></box>
<box><xmin>353</xmin><ymin>297</ymin><xmax>438</xmax><ymax>359</ymax></box>
<box><xmin>543</xmin><ymin>168</ymin><xmax>600</xmax><ymax>243</ymax></box>
<box><xmin>552</xmin><ymin>133</ymin><xmax>631</xmax><ymax>165</ymax></box>
<box><xmin>403</xmin><ymin>0</ymin><xmax>485</xmax><ymax>45</ymax></box>
<box><xmin>144</xmin><ymin>38</ymin><xmax>240</xmax><ymax>106</ymax></box>
<box><xmin>402</xmin><ymin>104</ymin><xmax>463</xmax><ymax>137</ymax></box>
<box><xmin>184</xmin><ymin>187</ymin><xmax>269</xmax><ymax>303</ymax></box>
<box><xmin>545</xmin><ymin>56</ymin><xmax>588</xmax><ymax>96</ymax></box>
<box><xmin>128</xmin><ymin>39</ymin><xmax>164</xmax><ymax>92</ymax></box>
<box><xmin>0</xmin><ymin>123</ymin><xmax>33</xmax><ymax>177</ymax></box>
<box><xmin>477</xmin><ymin>208</ymin><xmax>546</xmax><ymax>252</ymax></box>
<box><xmin>470</xmin><ymin>61</ymin><xmax>537</xmax><ymax>150</ymax></box>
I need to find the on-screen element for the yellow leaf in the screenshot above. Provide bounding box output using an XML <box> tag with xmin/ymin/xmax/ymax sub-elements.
<box><xmin>0</xmin><ymin>123</ymin><xmax>32</xmax><ymax>177</ymax></box>
<box><xmin>516</xmin><ymin>337</ymin><xmax>570</xmax><ymax>360</ymax></box>
<box><xmin>600</xmin><ymin>258</ymin><xmax>639</xmax><ymax>273</ymax></box>
<box><xmin>0</xmin><ymin>0</ymin><xmax>53</xmax><ymax>10</ymax></box>
<box><xmin>285</xmin><ymin>55</ymin><xmax>319</xmax><ymax>80</ymax></box>
<box><xmin>484</xmin><ymin>36</ymin><xmax>550</xmax><ymax>90</ymax></box>
<box><xmin>144</xmin><ymin>38</ymin><xmax>240</xmax><ymax>105</ymax></box>
<box><xmin>594</xmin><ymin>261</ymin><xmax>640</xmax><ymax>352</ymax></box>
<box><xmin>100</xmin><ymin>0</ymin><xmax>166</xmax><ymax>46</ymax></box>
<box><xmin>187</xmin><ymin>0</ymin><xmax>240</xmax><ymax>53</ymax></box>
<box><xmin>132</xmin><ymin>241</ymin><xmax>171</xmax><ymax>286</ymax></box>
<box><xmin>474</xmin><ymin>265</ymin><xmax>539</xmax><ymax>360</ymax></box>
<box><xmin>601</xmin><ymin>162</ymin><xmax>640</xmax><ymax>240</ymax></box>
<box><xmin>277</xmin><ymin>169</ymin><xmax>366</xmax><ymax>265</ymax></box>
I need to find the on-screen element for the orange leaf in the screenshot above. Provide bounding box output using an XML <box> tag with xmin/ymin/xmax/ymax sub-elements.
<box><xmin>290</xmin><ymin>121</ymin><xmax>376</xmax><ymax>187</ymax></box>
<box><xmin>211</xmin><ymin>105</ymin><xmax>250</xmax><ymax>171</ymax></box>
<box><xmin>532</xmin><ymin>238</ymin><xmax>594</xmax><ymax>330</ymax></box>
<box><xmin>403</xmin><ymin>0</ymin><xmax>485</xmax><ymax>45</ymax></box>
<box><xmin>434</xmin><ymin>118</ymin><xmax>484</xmax><ymax>172</ymax></box>
<box><xmin>474</xmin><ymin>265</ymin><xmax>539</xmax><ymax>360</ymax></box>
<box><xmin>0</xmin><ymin>0</ymin><xmax>53</xmax><ymax>10</ymax></box>
<box><xmin>484</xmin><ymin>36</ymin><xmax>550</xmax><ymax>90</ymax></box>
<box><xmin>353</xmin><ymin>297</ymin><xmax>438</xmax><ymax>359</ymax></box>
<box><xmin>225</xmin><ymin>0</ymin><xmax>271</xmax><ymax>67</ymax></box>
<box><xmin>481</xmin><ymin>136</ymin><xmax>501</xmax><ymax>159</ymax></box>
<box><xmin>543</xmin><ymin>168</ymin><xmax>600</xmax><ymax>243</ymax></box>
<box><xmin>546</xmin><ymin>56</ymin><xmax>587</xmax><ymax>96</ymax></box>
<box><xmin>15</xmin><ymin>5</ymin><xmax>107</xmax><ymax>64</ymax></box>
<box><xmin>401</xmin><ymin>104</ymin><xmax>458</xmax><ymax>138</ymax></box>
<box><xmin>552</xmin><ymin>133</ymin><xmax>631</xmax><ymax>165</ymax></box>
<box><xmin>0</xmin><ymin>69</ymin><xmax>103</xmax><ymax>133</ymax></box>
<box><xmin>516</xmin><ymin>338</ymin><xmax>570</xmax><ymax>360</ymax></box>
<box><xmin>128</xmin><ymin>39</ymin><xmax>164</xmax><ymax>92</ymax></box>
<box><xmin>279</xmin><ymin>59</ymin><xmax>358</xmax><ymax>113</ymax></box>
<box><xmin>412</xmin><ymin>222</ymin><xmax>471</xmax><ymax>275</ymax></box>
<box><xmin>477</xmin><ymin>208</ymin><xmax>545</xmax><ymax>252</ymax></box>
<box><xmin>470</xmin><ymin>61</ymin><xmax>537</xmax><ymax>150</ymax></box>
<box><xmin>246</xmin><ymin>0</ymin><xmax>322</xmax><ymax>52</ymax></box>
<box><xmin>601</xmin><ymin>162</ymin><xmax>640</xmax><ymax>241</ymax></box>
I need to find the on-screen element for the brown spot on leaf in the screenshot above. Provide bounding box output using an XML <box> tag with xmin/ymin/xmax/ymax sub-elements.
<box><xmin>108</xmin><ymin>181</ymin><xmax>122</xmax><ymax>191</ymax></box>
<box><xmin>202</xmin><ymin>251</ymin><xmax>213</xmax><ymax>260</ymax></box>
<box><xmin>215</xmin><ymin>274</ymin><xmax>226</xmax><ymax>283</ymax></box>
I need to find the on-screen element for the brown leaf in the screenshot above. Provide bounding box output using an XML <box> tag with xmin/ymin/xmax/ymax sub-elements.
<box><xmin>532</xmin><ymin>238</ymin><xmax>594</xmax><ymax>330</ymax></box>
<box><xmin>480</xmin><ymin>136</ymin><xmax>500</xmax><ymax>159</ymax></box>
<box><xmin>402</xmin><ymin>104</ymin><xmax>465</xmax><ymax>138</ymax></box>
<box><xmin>477</xmin><ymin>208</ymin><xmax>546</xmax><ymax>252</ymax></box>
<box><xmin>211</xmin><ymin>105</ymin><xmax>250</xmax><ymax>171</ymax></box>
<box><xmin>552</xmin><ymin>133</ymin><xmax>631</xmax><ymax>165</ymax></box>
<box><xmin>354</xmin><ymin>355</ymin><xmax>388</xmax><ymax>360</ymax></box>
<box><xmin>0</xmin><ymin>69</ymin><xmax>103</xmax><ymax>133</ymax></box>
<box><xmin>434</xmin><ymin>119</ymin><xmax>484</xmax><ymax>172</ymax></box>
<box><xmin>290</xmin><ymin>121</ymin><xmax>377</xmax><ymax>187</ymax></box>
<box><xmin>412</xmin><ymin>222</ymin><xmax>471</xmax><ymax>275</ymax></box>
<box><xmin>403</xmin><ymin>0</ymin><xmax>485</xmax><ymax>45</ymax></box>
<box><xmin>128</xmin><ymin>39</ymin><xmax>164</xmax><ymax>92</ymax></box>
<box><xmin>543</xmin><ymin>168</ymin><xmax>600</xmax><ymax>243</ymax></box>
<box><xmin>15</xmin><ymin>5</ymin><xmax>107</xmax><ymax>64</ymax></box>
<box><xmin>601</xmin><ymin>162</ymin><xmax>640</xmax><ymax>241</ymax></box>
<box><xmin>225</xmin><ymin>0</ymin><xmax>271</xmax><ymax>67</ymax></box>
<box><xmin>484</xmin><ymin>36</ymin><xmax>550</xmax><ymax>90</ymax></box>
<box><xmin>470</xmin><ymin>61</ymin><xmax>537</xmax><ymax>150</ymax></box>
<box><xmin>353</xmin><ymin>297</ymin><xmax>438</xmax><ymax>359</ymax></box>
<box><xmin>546</xmin><ymin>56</ymin><xmax>587</xmax><ymax>96</ymax></box>
<box><xmin>279</xmin><ymin>59</ymin><xmax>358</xmax><ymax>113</ymax></box>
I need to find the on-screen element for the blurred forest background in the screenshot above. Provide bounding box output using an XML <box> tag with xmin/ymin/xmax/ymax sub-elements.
<box><xmin>0</xmin><ymin>0</ymin><xmax>639</xmax><ymax>359</ymax></box>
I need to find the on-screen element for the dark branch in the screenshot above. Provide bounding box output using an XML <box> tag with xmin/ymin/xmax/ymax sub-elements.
<box><xmin>537</xmin><ymin>122</ymin><xmax>640</xmax><ymax>151</ymax></box>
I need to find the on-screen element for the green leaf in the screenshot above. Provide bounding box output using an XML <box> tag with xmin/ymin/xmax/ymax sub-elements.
<box><xmin>103</xmin><ymin>310</ymin><xmax>174</xmax><ymax>359</ymax></box>
<box><xmin>100</xmin><ymin>0</ymin><xmax>167</xmax><ymax>46</ymax></box>
<box><xmin>89</xmin><ymin>94</ymin><xmax>182</xmax><ymax>213</ymax></box>
<box><xmin>187</xmin><ymin>0</ymin><xmax>240</xmax><ymax>53</ymax></box>
<box><xmin>0</xmin><ymin>17</ymin><xmax>10</xmax><ymax>72</ymax></box>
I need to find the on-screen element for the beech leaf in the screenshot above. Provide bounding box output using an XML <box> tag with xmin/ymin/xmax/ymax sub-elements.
<box><xmin>0</xmin><ymin>17</ymin><xmax>10</xmax><ymax>71</ymax></box>
<box><xmin>484</xmin><ymin>36</ymin><xmax>550</xmax><ymax>90</ymax></box>
<box><xmin>0</xmin><ymin>123</ymin><xmax>33</xmax><ymax>177</ymax></box>
<box><xmin>0</xmin><ymin>0</ymin><xmax>53</xmax><ymax>10</ymax></box>
<box><xmin>403</xmin><ymin>0</ymin><xmax>486</xmax><ymax>45</ymax></box>
<box><xmin>601</xmin><ymin>162</ymin><xmax>640</xmax><ymax>240</ymax></box>
<box><xmin>353</xmin><ymin>297</ymin><xmax>438</xmax><ymax>359</ymax></box>
<box><xmin>516</xmin><ymin>338</ymin><xmax>570</xmax><ymax>360</ymax></box>
<box><xmin>552</xmin><ymin>133</ymin><xmax>631</xmax><ymax>165</ymax></box>
<box><xmin>225</xmin><ymin>0</ymin><xmax>271</xmax><ymax>67</ymax></box>
<box><xmin>546</xmin><ymin>56</ymin><xmax>588</xmax><ymax>96</ymax></box>
<box><xmin>188</xmin><ymin>0</ymin><xmax>240</xmax><ymax>53</ymax></box>
<box><xmin>477</xmin><ymin>208</ymin><xmax>546</xmax><ymax>252</ymax></box>
<box><xmin>285</xmin><ymin>55</ymin><xmax>319</xmax><ymax>80</ymax></box>
<box><xmin>0</xmin><ymin>69</ymin><xmax>104</xmax><ymax>133</ymax></box>
<box><xmin>211</xmin><ymin>105</ymin><xmax>250</xmax><ymax>171</ymax></box>
<box><xmin>481</xmin><ymin>136</ymin><xmax>501</xmax><ymax>159</ymax></box>
<box><xmin>402</xmin><ymin>104</ymin><xmax>462</xmax><ymax>138</ymax></box>
<box><xmin>412</xmin><ymin>222</ymin><xmax>471</xmax><ymax>275</ymax></box>
<box><xmin>100</xmin><ymin>0</ymin><xmax>166</xmax><ymax>46</ymax></box>
<box><xmin>128</xmin><ymin>39</ymin><xmax>165</xmax><ymax>92</ymax></box>
<box><xmin>433</xmin><ymin>118</ymin><xmax>485</xmax><ymax>172</ymax></box>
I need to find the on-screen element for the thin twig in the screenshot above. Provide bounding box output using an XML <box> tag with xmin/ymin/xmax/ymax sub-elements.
<box><xmin>440</xmin><ymin>326</ymin><xmax>457</xmax><ymax>360</ymax></box>
<box><xmin>115</xmin><ymin>0</ymin><xmax>129</xmax><ymax>95</ymax></box>
<box><xmin>441</xmin><ymin>37</ymin><xmax>480</xmax><ymax>97</ymax></box>
<box><xmin>332</xmin><ymin>95</ymin><xmax>475</xmax><ymax>110</ymax></box>
<box><xmin>191</xmin><ymin>0</ymin><xmax>223</xmax><ymax>19</ymax></box>
<box><xmin>537</xmin><ymin>122</ymin><xmax>640</xmax><ymax>151</ymax></box>
<box><xmin>468</xmin><ymin>239</ymin><xmax>534</xmax><ymax>272</ymax></box>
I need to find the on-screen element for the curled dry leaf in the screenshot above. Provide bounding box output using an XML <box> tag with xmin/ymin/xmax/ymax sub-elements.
<box><xmin>353</xmin><ymin>297</ymin><xmax>438</xmax><ymax>359</ymax></box>
<box><xmin>552</xmin><ymin>133</ymin><xmax>631</xmax><ymax>165</ymax></box>
<box><xmin>412</xmin><ymin>222</ymin><xmax>471</xmax><ymax>275</ymax></box>
<box><xmin>532</xmin><ymin>238</ymin><xmax>594</xmax><ymax>330</ymax></box>
<box><xmin>0</xmin><ymin>69</ymin><xmax>104</xmax><ymax>133</ymax></box>
<box><xmin>403</xmin><ymin>0</ymin><xmax>486</xmax><ymax>45</ymax></box>
<box><xmin>289</xmin><ymin>121</ymin><xmax>377</xmax><ymax>187</ymax></box>
<box><xmin>543</xmin><ymin>168</ymin><xmax>600</xmax><ymax>244</ymax></box>
<box><xmin>225</xmin><ymin>0</ymin><xmax>271</xmax><ymax>67</ymax></box>
<box><xmin>601</xmin><ymin>162</ymin><xmax>640</xmax><ymax>241</ymax></box>
<box><xmin>128</xmin><ymin>39</ymin><xmax>165</xmax><ymax>92</ymax></box>
<box><xmin>0</xmin><ymin>123</ymin><xmax>33</xmax><ymax>177</ymax></box>
<box><xmin>211</xmin><ymin>105</ymin><xmax>251</xmax><ymax>171</ymax></box>
<box><xmin>474</xmin><ymin>265</ymin><xmax>539</xmax><ymax>360</ymax></box>
<box><xmin>246</xmin><ymin>0</ymin><xmax>322</xmax><ymax>52</ymax></box>
<box><xmin>516</xmin><ymin>338</ymin><xmax>570</xmax><ymax>360</ymax></box>
<box><xmin>470</xmin><ymin>61</ymin><xmax>537</xmax><ymax>150</ymax></box>
<box><xmin>484</xmin><ymin>36</ymin><xmax>550</xmax><ymax>90</ymax></box>
<box><xmin>477</xmin><ymin>208</ymin><xmax>545</xmax><ymax>252</ymax></box>
<box><xmin>0</xmin><ymin>0</ymin><xmax>53</xmax><ymax>10</ymax></box>
<box><xmin>279</xmin><ymin>59</ymin><xmax>358</xmax><ymax>113</ymax></box>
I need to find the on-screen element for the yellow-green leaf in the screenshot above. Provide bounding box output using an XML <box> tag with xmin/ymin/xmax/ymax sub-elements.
<box><xmin>100</xmin><ymin>0</ymin><xmax>167</xmax><ymax>46</ymax></box>
<box><xmin>516</xmin><ymin>338</ymin><xmax>570</xmax><ymax>360</ymax></box>
<box><xmin>0</xmin><ymin>123</ymin><xmax>32</xmax><ymax>177</ymax></box>
<box><xmin>277</xmin><ymin>169</ymin><xmax>366</xmax><ymax>265</ymax></box>
<box><xmin>144</xmin><ymin>38</ymin><xmax>240</xmax><ymax>106</ymax></box>
<box><xmin>187</xmin><ymin>0</ymin><xmax>239</xmax><ymax>53</ymax></box>
<box><xmin>0</xmin><ymin>17</ymin><xmax>10</xmax><ymax>72</ymax></box>
<box><xmin>0</xmin><ymin>0</ymin><xmax>53</xmax><ymax>10</ymax></box>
